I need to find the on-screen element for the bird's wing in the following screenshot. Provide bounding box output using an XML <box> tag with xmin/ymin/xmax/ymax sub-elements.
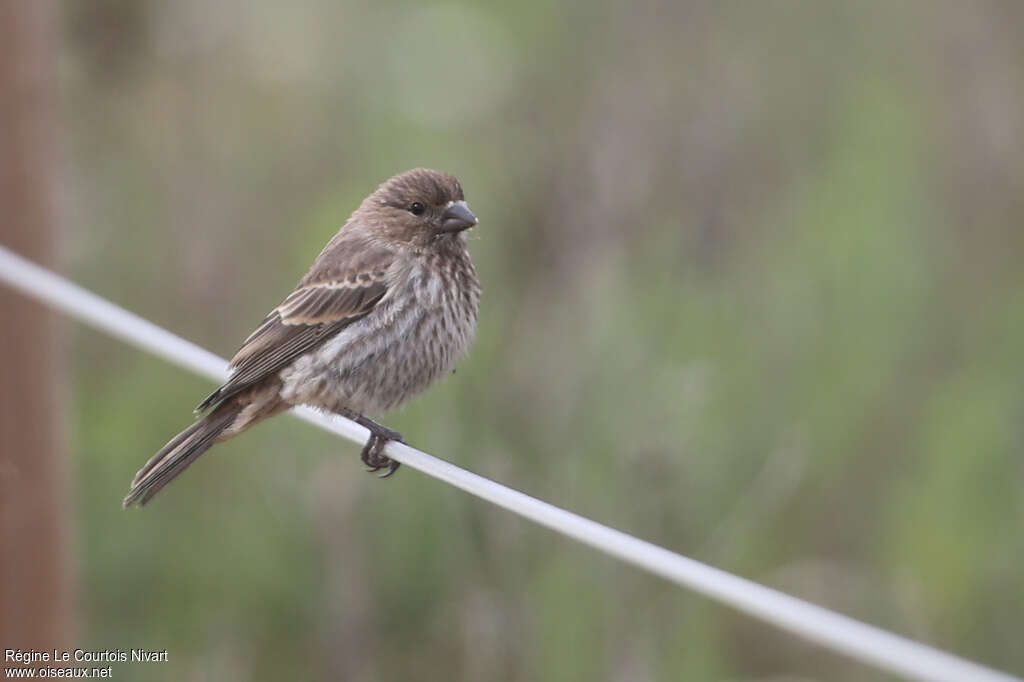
<box><xmin>196</xmin><ymin>241</ymin><xmax>393</xmax><ymax>412</ymax></box>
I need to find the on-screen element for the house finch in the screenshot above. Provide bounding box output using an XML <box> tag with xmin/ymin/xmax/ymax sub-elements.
<box><xmin>123</xmin><ymin>168</ymin><xmax>481</xmax><ymax>507</ymax></box>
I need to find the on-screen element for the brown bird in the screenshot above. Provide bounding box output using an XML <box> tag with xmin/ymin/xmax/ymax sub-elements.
<box><xmin>123</xmin><ymin>168</ymin><xmax>481</xmax><ymax>507</ymax></box>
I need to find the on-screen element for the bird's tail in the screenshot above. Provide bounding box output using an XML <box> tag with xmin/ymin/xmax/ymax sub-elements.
<box><xmin>123</xmin><ymin>402</ymin><xmax>241</xmax><ymax>507</ymax></box>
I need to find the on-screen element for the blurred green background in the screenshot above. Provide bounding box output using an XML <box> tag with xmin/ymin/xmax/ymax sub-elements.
<box><xmin>43</xmin><ymin>0</ymin><xmax>1024</xmax><ymax>679</ymax></box>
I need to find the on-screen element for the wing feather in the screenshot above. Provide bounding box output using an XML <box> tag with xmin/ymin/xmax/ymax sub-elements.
<box><xmin>196</xmin><ymin>242</ymin><xmax>393</xmax><ymax>412</ymax></box>
<box><xmin>276</xmin><ymin>282</ymin><xmax>380</xmax><ymax>325</ymax></box>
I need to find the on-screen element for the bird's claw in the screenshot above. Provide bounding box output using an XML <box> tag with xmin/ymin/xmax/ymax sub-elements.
<box><xmin>357</xmin><ymin>422</ymin><xmax>404</xmax><ymax>479</ymax></box>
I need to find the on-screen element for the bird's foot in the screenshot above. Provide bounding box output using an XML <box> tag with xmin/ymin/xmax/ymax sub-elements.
<box><xmin>350</xmin><ymin>415</ymin><xmax>404</xmax><ymax>478</ymax></box>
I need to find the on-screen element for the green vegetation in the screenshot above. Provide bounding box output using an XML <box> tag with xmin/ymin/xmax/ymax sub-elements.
<box><xmin>63</xmin><ymin>1</ymin><xmax>1023</xmax><ymax>679</ymax></box>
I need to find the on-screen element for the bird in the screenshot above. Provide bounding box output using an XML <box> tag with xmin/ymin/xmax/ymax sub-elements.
<box><xmin>123</xmin><ymin>168</ymin><xmax>481</xmax><ymax>507</ymax></box>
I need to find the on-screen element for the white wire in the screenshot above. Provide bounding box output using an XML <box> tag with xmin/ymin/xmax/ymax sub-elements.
<box><xmin>0</xmin><ymin>244</ymin><xmax>1017</xmax><ymax>682</ymax></box>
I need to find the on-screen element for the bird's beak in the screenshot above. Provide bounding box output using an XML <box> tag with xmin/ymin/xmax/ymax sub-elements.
<box><xmin>439</xmin><ymin>200</ymin><xmax>478</xmax><ymax>233</ymax></box>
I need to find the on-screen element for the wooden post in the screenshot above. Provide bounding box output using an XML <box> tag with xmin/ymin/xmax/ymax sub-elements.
<box><xmin>0</xmin><ymin>0</ymin><xmax>71</xmax><ymax>653</ymax></box>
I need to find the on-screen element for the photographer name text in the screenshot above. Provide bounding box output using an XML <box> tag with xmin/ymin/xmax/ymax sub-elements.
<box><xmin>5</xmin><ymin>649</ymin><xmax>167</xmax><ymax>665</ymax></box>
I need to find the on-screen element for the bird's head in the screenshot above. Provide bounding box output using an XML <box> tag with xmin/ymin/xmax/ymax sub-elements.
<box><xmin>357</xmin><ymin>168</ymin><xmax>478</xmax><ymax>247</ymax></box>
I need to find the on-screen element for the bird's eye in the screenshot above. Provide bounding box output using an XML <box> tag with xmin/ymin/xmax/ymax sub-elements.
<box><xmin>409</xmin><ymin>202</ymin><xmax>426</xmax><ymax>216</ymax></box>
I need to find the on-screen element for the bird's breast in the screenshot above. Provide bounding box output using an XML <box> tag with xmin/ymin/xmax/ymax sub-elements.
<box><xmin>278</xmin><ymin>249</ymin><xmax>480</xmax><ymax>415</ymax></box>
